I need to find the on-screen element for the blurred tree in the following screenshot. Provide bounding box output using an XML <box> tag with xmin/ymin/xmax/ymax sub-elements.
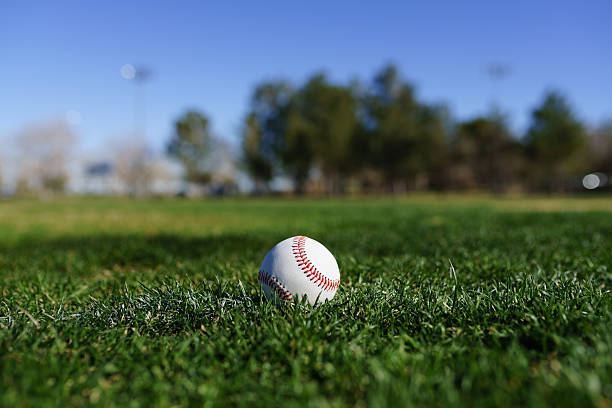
<box><xmin>114</xmin><ymin>140</ymin><xmax>155</xmax><ymax>196</ymax></box>
<box><xmin>347</xmin><ymin>79</ymin><xmax>380</xmax><ymax>190</ymax></box>
<box><xmin>242</xmin><ymin>81</ymin><xmax>293</xmax><ymax>191</ymax></box>
<box><xmin>361</xmin><ymin>64</ymin><xmax>447</xmax><ymax>192</ymax></box>
<box><xmin>589</xmin><ymin>121</ymin><xmax>612</xmax><ymax>174</ymax></box>
<box><xmin>283</xmin><ymin>108</ymin><xmax>315</xmax><ymax>194</ymax></box>
<box><xmin>208</xmin><ymin>138</ymin><xmax>238</xmax><ymax>195</ymax></box>
<box><xmin>362</xmin><ymin>65</ymin><xmax>417</xmax><ymax>192</ymax></box>
<box><xmin>15</xmin><ymin>118</ymin><xmax>76</xmax><ymax>194</ymax></box>
<box><xmin>243</xmin><ymin>113</ymin><xmax>273</xmax><ymax>193</ymax></box>
<box><xmin>167</xmin><ymin>110</ymin><xmax>213</xmax><ymax>189</ymax></box>
<box><xmin>414</xmin><ymin>104</ymin><xmax>450</xmax><ymax>189</ymax></box>
<box><xmin>14</xmin><ymin>178</ymin><xmax>33</xmax><ymax>197</ymax></box>
<box><xmin>291</xmin><ymin>74</ymin><xmax>359</xmax><ymax>193</ymax></box>
<box><xmin>450</xmin><ymin>115</ymin><xmax>522</xmax><ymax>192</ymax></box>
<box><xmin>524</xmin><ymin>91</ymin><xmax>587</xmax><ymax>191</ymax></box>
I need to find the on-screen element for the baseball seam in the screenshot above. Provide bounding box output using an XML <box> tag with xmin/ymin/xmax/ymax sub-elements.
<box><xmin>292</xmin><ymin>236</ymin><xmax>340</xmax><ymax>291</ymax></box>
<box><xmin>258</xmin><ymin>269</ymin><xmax>294</xmax><ymax>302</ymax></box>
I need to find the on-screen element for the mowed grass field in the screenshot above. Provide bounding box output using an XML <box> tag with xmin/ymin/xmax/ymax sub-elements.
<box><xmin>0</xmin><ymin>196</ymin><xmax>611</xmax><ymax>407</ymax></box>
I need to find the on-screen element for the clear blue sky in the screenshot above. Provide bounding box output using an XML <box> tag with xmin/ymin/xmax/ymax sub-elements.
<box><xmin>1</xmin><ymin>0</ymin><xmax>611</xmax><ymax>153</ymax></box>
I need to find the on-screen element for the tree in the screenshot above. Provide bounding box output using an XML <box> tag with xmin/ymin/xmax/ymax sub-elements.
<box><xmin>589</xmin><ymin>121</ymin><xmax>612</xmax><ymax>174</ymax></box>
<box><xmin>280</xmin><ymin>110</ymin><xmax>314</xmax><ymax>194</ymax></box>
<box><xmin>167</xmin><ymin>110</ymin><xmax>213</xmax><ymax>188</ymax></box>
<box><xmin>0</xmin><ymin>155</ymin><xmax>3</xmax><ymax>196</ymax></box>
<box><xmin>450</xmin><ymin>115</ymin><xmax>522</xmax><ymax>192</ymax></box>
<box><xmin>15</xmin><ymin>118</ymin><xmax>76</xmax><ymax>194</ymax></box>
<box><xmin>361</xmin><ymin>64</ymin><xmax>447</xmax><ymax>192</ymax></box>
<box><xmin>413</xmin><ymin>104</ymin><xmax>449</xmax><ymax>189</ymax></box>
<box><xmin>207</xmin><ymin>138</ymin><xmax>238</xmax><ymax>195</ymax></box>
<box><xmin>524</xmin><ymin>91</ymin><xmax>587</xmax><ymax>191</ymax></box>
<box><xmin>243</xmin><ymin>113</ymin><xmax>273</xmax><ymax>193</ymax></box>
<box><xmin>241</xmin><ymin>81</ymin><xmax>293</xmax><ymax>191</ymax></box>
<box><xmin>114</xmin><ymin>139</ymin><xmax>155</xmax><ymax>196</ymax></box>
<box><xmin>288</xmin><ymin>74</ymin><xmax>359</xmax><ymax>193</ymax></box>
<box><xmin>361</xmin><ymin>65</ymin><xmax>416</xmax><ymax>192</ymax></box>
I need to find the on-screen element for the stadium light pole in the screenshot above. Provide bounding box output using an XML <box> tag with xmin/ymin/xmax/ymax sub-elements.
<box><xmin>121</xmin><ymin>64</ymin><xmax>153</xmax><ymax>138</ymax></box>
<box><xmin>486</xmin><ymin>63</ymin><xmax>511</xmax><ymax>112</ymax></box>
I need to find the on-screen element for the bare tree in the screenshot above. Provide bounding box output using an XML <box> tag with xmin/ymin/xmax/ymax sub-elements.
<box><xmin>15</xmin><ymin>119</ymin><xmax>76</xmax><ymax>194</ymax></box>
<box><xmin>209</xmin><ymin>138</ymin><xmax>238</xmax><ymax>194</ymax></box>
<box><xmin>113</xmin><ymin>139</ymin><xmax>155</xmax><ymax>196</ymax></box>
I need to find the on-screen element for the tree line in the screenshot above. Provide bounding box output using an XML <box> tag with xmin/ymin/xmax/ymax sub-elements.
<box><xmin>8</xmin><ymin>63</ymin><xmax>607</xmax><ymax>197</ymax></box>
<box><xmin>168</xmin><ymin>64</ymin><xmax>611</xmax><ymax>194</ymax></box>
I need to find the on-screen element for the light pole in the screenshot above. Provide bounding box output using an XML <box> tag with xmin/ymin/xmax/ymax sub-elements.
<box><xmin>486</xmin><ymin>62</ymin><xmax>511</xmax><ymax>112</ymax></box>
<box><xmin>121</xmin><ymin>64</ymin><xmax>152</xmax><ymax>138</ymax></box>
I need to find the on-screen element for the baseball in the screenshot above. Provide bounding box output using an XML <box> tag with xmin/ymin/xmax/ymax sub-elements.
<box><xmin>258</xmin><ymin>236</ymin><xmax>340</xmax><ymax>305</ymax></box>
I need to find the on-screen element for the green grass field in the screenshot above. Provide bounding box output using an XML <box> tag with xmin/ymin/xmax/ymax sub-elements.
<box><xmin>1</xmin><ymin>196</ymin><xmax>611</xmax><ymax>407</ymax></box>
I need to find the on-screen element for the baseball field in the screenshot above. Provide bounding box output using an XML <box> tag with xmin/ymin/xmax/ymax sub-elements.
<box><xmin>1</xmin><ymin>196</ymin><xmax>611</xmax><ymax>407</ymax></box>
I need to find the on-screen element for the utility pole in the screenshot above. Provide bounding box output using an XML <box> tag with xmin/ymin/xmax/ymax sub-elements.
<box><xmin>121</xmin><ymin>64</ymin><xmax>153</xmax><ymax>138</ymax></box>
<box><xmin>486</xmin><ymin>63</ymin><xmax>511</xmax><ymax>112</ymax></box>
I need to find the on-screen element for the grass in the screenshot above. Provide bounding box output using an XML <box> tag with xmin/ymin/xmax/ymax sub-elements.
<box><xmin>0</xmin><ymin>196</ymin><xmax>611</xmax><ymax>407</ymax></box>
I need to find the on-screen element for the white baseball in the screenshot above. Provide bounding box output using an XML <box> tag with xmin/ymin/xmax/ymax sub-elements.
<box><xmin>258</xmin><ymin>236</ymin><xmax>340</xmax><ymax>305</ymax></box>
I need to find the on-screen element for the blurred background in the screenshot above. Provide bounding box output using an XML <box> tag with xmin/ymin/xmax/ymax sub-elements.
<box><xmin>1</xmin><ymin>0</ymin><xmax>611</xmax><ymax>197</ymax></box>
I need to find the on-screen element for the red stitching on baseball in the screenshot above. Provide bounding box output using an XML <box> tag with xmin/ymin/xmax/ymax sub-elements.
<box><xmin>291</xmin><ymin>236</ymin><xmax>340</xmax><ymax>292</ymax></box>
<box><xmin>258</xmin><ymin>270</ymin><xmax>294</xmax><ymax>303</ymax></box>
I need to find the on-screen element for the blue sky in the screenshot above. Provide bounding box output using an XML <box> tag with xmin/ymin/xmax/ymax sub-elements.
<box><xmin>1</xmin><ymin>0</ymin><xmax>611</xmax><ymax>153</ymax></box>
